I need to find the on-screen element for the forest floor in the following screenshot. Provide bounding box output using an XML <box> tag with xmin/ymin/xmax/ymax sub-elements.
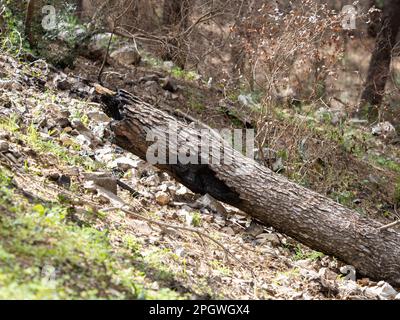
<box><xmin>0</xmin><ymin>44</ymin><xmax>399</xmax><ymax>299</ymax></box>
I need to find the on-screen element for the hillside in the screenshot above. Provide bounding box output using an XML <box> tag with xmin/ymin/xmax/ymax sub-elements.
<box><xmin>1</xmin><ymin>0</ymin><xmax>400</xmax><ymax>301</ymax></box>
<box><xmin>0</xmin><ymin>50</ymin><xmax>399</xmax><ymax>299</ymax></box>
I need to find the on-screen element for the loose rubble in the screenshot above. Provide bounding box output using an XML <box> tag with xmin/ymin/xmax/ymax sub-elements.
<box><xmin>0</xmin><ymin>52</ymin><xmax>399</xmax><ymax>300</ymax></box>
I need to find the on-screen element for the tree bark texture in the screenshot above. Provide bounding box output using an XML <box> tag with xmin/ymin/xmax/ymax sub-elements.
<box><xmin>360</xmin><ymin>0</ymin><xmax>400</xmax><ymax>119</ymax></box>
<box><xmin>24</xmin><ymin>0</ymin><xmax>37</xmax><ymax>47</ymax></box>
<box><xmin>100</xmin><ymin>89</ymin><xmax>400</xmax><ymax>287</ymax></box>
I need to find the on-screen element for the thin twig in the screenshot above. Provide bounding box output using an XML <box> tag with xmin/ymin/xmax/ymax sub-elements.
<box><xmin>97</xmin><ymin>28</ymin><xmax>114</xmax><ymax>84</ymax></box>
<box><xmin>108</xmin><ymin>205</ymin><xmax>254</xmax><ymax>276</ymax></box>
<box><xmin>379</xmin><ymin>206</ymin><xmax>400</xmax><ymax>231</ymax></box>
<box><xmin>379</xmin><ymin>220</ymin><xmax>400</xmax><ymax>231</ymax></box>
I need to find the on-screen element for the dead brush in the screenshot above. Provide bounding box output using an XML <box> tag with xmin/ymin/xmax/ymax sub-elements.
<box><xmin>233</xmin><ymin>0</ymin><xmax>354</xmax><ymax>168</ymax></box>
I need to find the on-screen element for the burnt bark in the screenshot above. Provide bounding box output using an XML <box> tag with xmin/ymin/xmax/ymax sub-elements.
<box><xmin>360</xmin><ymin>0</ymin><xmax>400</xmax><ymax>120</ymax></box>
<box><xmin>100</xmin><ymin>89</ymin><xmax>400</xmax><ymax>287</ymax></box>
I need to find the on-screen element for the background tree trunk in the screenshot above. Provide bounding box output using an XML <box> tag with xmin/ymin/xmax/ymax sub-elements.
<box><xmin>162</xmin><ymin>0</ymin><xmax>191</xmax><ymax>69</ymax></box>
<box><xmin>100</xmin><ymin>89</ymin><xmax>400</xmax><ymax>287</ymax></box>
<box><xmin>76</xmin><ymin>0</ymin><xmax>84</xmax><ymax>19</ymax></box>
<box><xmin>163</xmin><ymin>0</ymin><xmax>190</xmax><ymax>29</ymax></box>
<box><xmin>367</xmin><ymin>0</ymin><xmax>382</xmax><ymax>38</ymax></box>
<box><xmin>359</xmin><ymin>0</ymin><xmax>400</xmax><ymax>120</ymax></box>
<box><xmin>24</xmin><ymin>0</ymin><xmax>37</xmax><ymax>47</ymax></box>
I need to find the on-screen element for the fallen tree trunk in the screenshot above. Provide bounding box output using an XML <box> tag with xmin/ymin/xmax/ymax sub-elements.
<box><xmin>99</xmin><ymin>88</ymin><xmax>400</xmax><ymax>287</ymax></box>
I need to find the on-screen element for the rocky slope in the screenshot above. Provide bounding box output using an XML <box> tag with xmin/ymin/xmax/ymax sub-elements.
<box><xmin>0</xmin><ymin>52</ymin><xmax>399</xmax><ymax>300</ymax></box>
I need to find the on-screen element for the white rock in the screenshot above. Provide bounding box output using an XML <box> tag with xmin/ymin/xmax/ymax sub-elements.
<box><xmin>337</xmin><ymin>280</ymin><xmax>362</xmax><ymax>297</ymax></box>
<box><xmin>176</xmin><ymin>208</ymin><xmax>189</xmax><ymax>217</ymax></box>
<box><xmin>363</xmin><ymin>287</ymin><xmax>380</xmax><ymax>299</ymax></box>
<box><xmin>364</xmin><ymin>282</ymin><xmax>398</xmax><ymax>300</ymax></box>
<box><xmin>175</xmin><ymin>247</ymin><xmax>185</xmax><ymax>257</ymax></box>
<box><xmin>92</xmin><ymin>123</ymin><xmax>107</xmax><ymax>139</ymax></box>
<box><xmin>371</xmin><ymin>121</ymin><xmax>396</xmax><ymax>138</ymax></box>
<box><xmin>142</xmin><ymin>174</ymin><xmax>161</xmax><ymax>187</ymax></box>
<box><xmin>294</xmin><ymin>259</ymin><xmax>313</xmax><ymax>269</ymax></box>
<box><xmin>299</xmin><ymin>268</ymin><xmax>319</xmax><ymax>281</ymax></box>
<box><xmin>185</xmin><ymin>212</ymin><xmax>194</xmax><ymax>226</ymax></box>
<box><xmin>158</xmin><ymin>184</ymin><xmax>169</xmax><ymax>192</ymax></box>
<box><xmin>376</xmin><ymin>282</ymin><xmax>398</xmax><ymax>300</ymax></box>
<box><xmin>112</xmin><ymin>156</ymin><xmax>139</xmax><ymax>171</ymax></box>
<box><xmin>238</xmin><ymin>94</ymin><xmax>255</xmax><ymax>107</ymax></box>
<box><xmin>95</xmin><ymin>146</ymin><xmax>114</xmax><ymax>163</ymax></box>
<box><xmin>75</xmin><ymin>134</ymin><xmax>91</xmax><ymax>147</ymax></box>
<box><xmin>395</xmin><ymin>293</ymin><xmax>400</xmax><ymax>300</ymax></box>
<box><xmin>89</xmin><ymin>33</ymin><xmax>114</xmax><ymax>51</ymax></box>
<box><xmin>163</xmin><ymin>61</ymin><xmax>175</xmax><ymax>71</ymax></box>
<box><xmin>0</xmin><ymin>79</ymin><xmax>15</xmax><ymax>89</ymax></box>
<box><xmin>176</xmin><ymin>185</ymin><xmax>189</xmax><ymax>196</ymax></box>
<box><xmin>195</xmin><ymin>194</ymin><xmax>228</xmax><ymax>215</ymax></box>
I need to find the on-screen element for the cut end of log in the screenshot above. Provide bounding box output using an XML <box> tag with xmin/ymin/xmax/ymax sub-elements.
<box><xmin>94</xmin><ymin>83</ymin><xmax>116</xmax><ymax>96</ymax></box>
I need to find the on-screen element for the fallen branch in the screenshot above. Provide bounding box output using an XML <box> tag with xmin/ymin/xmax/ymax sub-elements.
<box><xmin>98</xmin><ymin>87</ymin><xmax>400</xmax><ymax>287</ymax></box>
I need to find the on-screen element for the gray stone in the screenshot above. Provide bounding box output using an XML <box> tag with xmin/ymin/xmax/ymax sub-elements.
<box><xmin>109</xmin><ymin>156</ymin><xmax>138</xmax><ymax>172</ymax></box>
<box><xmin>238</xmin><ymin>94</ymin><xmax>255</xmax><ymax>107</ymax></box>
<box><xmin>245</xmin><ymin>221</ymin><xmax>264</xmax><ymax>237</ymax></box>
<box><xmin>176</xmin><ymin>185</ymin><xmax>190</xmax><ymax>196</ymax></box>
<box><xmin>194</xmin><ymin>194</ymin><xmax>228</xmax><ymax>216</ymax></box>
<box><xmin>56</xmin><ymin>117</ymin><xmax>71</xmax><ymax>128</ymax></box>
<box><xmin>160</xmin><ymin>77</ymin><xmax>178</xmax><ymax>93</ymax></box>
<box><xmin>221</xmin><ymin>226</ymin><xmax>236</xmax><ymax>236</ymax></box>
<box><xmin>163</xmin><ymin>61</ymin><xmax>175</xmax><ymax>71</ymax></box>
<box><xmin>371</xmin><ymin>121</ymin><xmax>396</xmax><ymax>138</ymax></box>
<box><xmin>364</xmin><ymin>282</ymin><xmax>397</xmax><ymax>300</ymax></box>
<box><xmin>84</xmin><ymin>172</ymin><xmax>118</xmax><ymax>195</ymax></box>
<box><xmin>0</xmin><ymin>140</ymin><xmax>9</xmax><ymax>152</ymax></box>
<box><xmin>294</xmin><ymin>259</ymin><xmax>312</xmax><ymax>269</ymax></box>
<box><xmin>87</xmin><ymin>111</ymin><xmax>110</xmax><ymax>123</ymax></box>
<box><xmin>272</xmin><ymin>157</ymin><xmax>285</xmax><ymax>173</ymax></box>
<box><xmin>255</xmin><ymin>233</ymin><xmax>281</xmax><ymax>246</ymax></box>
<box><xmin>110</xmin><ymin>46</ymin><xmax>141</xmax><ymax>66</ymax></box>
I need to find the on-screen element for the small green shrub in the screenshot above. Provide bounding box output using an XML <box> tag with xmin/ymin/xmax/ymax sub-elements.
<box><xmin>394</xmin><ymin>179</ymin><xmax>400</xmax><ymax>206</ymax></box>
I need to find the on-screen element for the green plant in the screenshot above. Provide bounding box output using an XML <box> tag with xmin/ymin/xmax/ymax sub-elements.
<box><xmin>331</xmin><ymin>190</ymin><xmax>354</xmax><ymax>207</ymax></box>
<box><xmin>293</xmin><ymin>245</ymin><xmax>324</xmax><ymax>261</ymax></box>
<box><xmin>0</xmin><ymin>166</ymin><xmax>186</xmax><ymax>299</ymax></box>
<box><xmin>191</xmin><ymin>212</ymin><xmax>202</xmax><ymax>227</ymax></box>
<box><xmin>171</xmin><ymin>66</ymin><xmax>199</xmax><ymax>81</ymax></box>
<box><xmin>394</xmin><ymin>179</ymin><xmax>400</xmax><ymax>206</ymax></box>
<box><xmin>0</xmin><ymin>2</ymin><xmax>31</xmax><ymax>56</ymax></box>
<box><xmin>210</xmin><ymin>260</ymin><xmax>231</xmax><ymax>276</ymax></box>
<box><xmin>0</xmin><ymin>116</ymin><xmax>103</xmax><ymax>171</ymax></box>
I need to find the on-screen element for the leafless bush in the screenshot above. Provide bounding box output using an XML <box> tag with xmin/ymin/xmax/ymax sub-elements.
<box><xmin>230</xmin><ymin>0</ymin><xmax>351</xmax><ymax>159</ymax></box>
